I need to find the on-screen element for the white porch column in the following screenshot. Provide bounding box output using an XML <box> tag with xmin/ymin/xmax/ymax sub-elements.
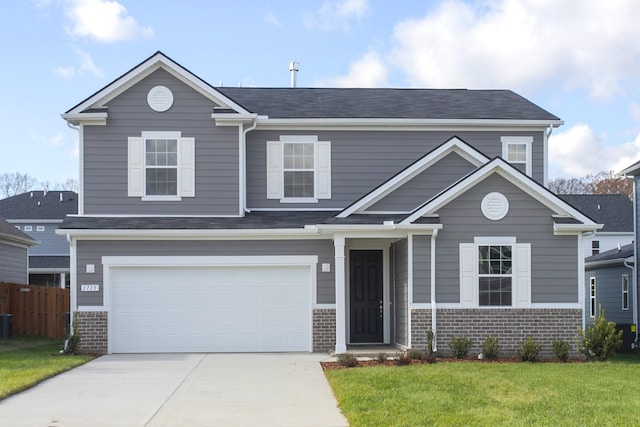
<box><xmin>334</xmin><ymin>236</ymin><xmax>347</xmax><ymax>354</ymax></box>
<box><xmin>60</xmin><ymin>273</ymin><xmax>66</xmax><ymax>289</ymax></box>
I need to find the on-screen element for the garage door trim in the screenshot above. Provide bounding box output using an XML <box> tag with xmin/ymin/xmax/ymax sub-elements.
<box><xmin>103</xmin><ymin>255</ymin><xmax>318</xmax><ymax>354</ymax></box>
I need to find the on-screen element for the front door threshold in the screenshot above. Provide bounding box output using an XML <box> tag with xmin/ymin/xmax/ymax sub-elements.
<box><xmin>331</xmin><ymin>344</ymin><xmax>402</xmax><ymax>357</ymax></box>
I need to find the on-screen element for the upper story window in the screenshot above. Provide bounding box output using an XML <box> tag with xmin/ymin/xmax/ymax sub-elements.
<box><xmin>127</xmin><ymin>131</ymin><xmax>195</xmax><ymax>201</ymax></box>
<box><xmin>36</xmin><ymin>226</ymin><xmax>45</xmax><ymax>232</ymax></box>
<box><xmin>501</xmin><ymin>136</ymin><xmax>532</xmax><ymax>176</ymax></box>
<box><xmin>23</xmin><ymin>226</ymin><xmax>32</xmax><ymax>232</ymax></box>
<box><xmin>266</xmin><ymin>135</ymin><xmax>331</xmax><ymax>203</ymax></box>
<box><xmin>592</xmin><ymin>240</ymin><xmax>600</xmax><ymax>255</ymax></box>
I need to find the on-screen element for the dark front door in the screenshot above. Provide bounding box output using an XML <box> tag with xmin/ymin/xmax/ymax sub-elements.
<box><xmin>349</xmin><ymin>250</ymin><xmax>384</xmax><ymax>343</ymax></box>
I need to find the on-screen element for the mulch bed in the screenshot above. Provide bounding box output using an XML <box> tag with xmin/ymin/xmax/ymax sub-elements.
<box><xmin>321</xmin><ymin>356</ymin><xmax>579</xmax><ymax>370</ymax></box>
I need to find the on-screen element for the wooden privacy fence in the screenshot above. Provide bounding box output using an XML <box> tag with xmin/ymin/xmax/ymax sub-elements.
<box><xmin>0</xmin><ymin>282</ymin><xmax>70</xmax><ymax>339</ymax></box>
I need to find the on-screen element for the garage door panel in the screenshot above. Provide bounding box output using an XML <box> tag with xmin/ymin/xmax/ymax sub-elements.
<box><xmin>110</xmin><ymin>264</ymin><xmax>311</xmax><ymax>353</ymax></box>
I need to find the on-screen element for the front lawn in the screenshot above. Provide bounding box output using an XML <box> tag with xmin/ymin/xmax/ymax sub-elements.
<box><xmin>325</xmin><ymin>355</ymin><xmax>640</xmax><ymax>426</ymax></box>
<box><xmin>0</xmin><ymin>336</ymin><xmax>94</xmax><ymax>400</ymax></box>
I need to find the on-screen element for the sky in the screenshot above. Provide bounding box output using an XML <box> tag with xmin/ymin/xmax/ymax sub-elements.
<box><xmin>2</xmin><ymin>0</ymin><xmax>640</xmax><ymax>186</ymax></box>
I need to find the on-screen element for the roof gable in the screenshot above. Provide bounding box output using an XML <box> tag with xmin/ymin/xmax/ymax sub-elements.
<box><xmin>338</xmin><ymin>137</ymin><xmax>489</xmax><ymax>218</ymax></box>
<box><xmin>401</xmin><ymin>158</ymin><xmax>599</xmax><ymax>229</ymax></box>
<box><xmin>0</xmin><ymin>217</ymin><xmax>37</xmax><ymax>246</ymax></box>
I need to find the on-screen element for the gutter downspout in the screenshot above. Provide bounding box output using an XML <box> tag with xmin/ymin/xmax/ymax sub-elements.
<box><xmin>66</xmin><ymin>234</ymin><xmax>77</xmax><ymax>333</ymax></box>
<box><xmin>242</xmin><ymin>118</ymin><xmax>258</xmax><ymax>214</ymax></box>
<box><xmin>66</xmin><ymin>122</ymin><xmax>82</xmax><ymax>215</ymax></box>
<box><xmin>623</xmin><ymin>258</ymin><xmax>637</xmax><ymax>348</ymax></box>
<box><xmin>431</xmin><ymin>228</ymin><xmax>438</xmax><ymax>352</ymax></box>
<box><xmin>544</xmin><ymin>124</ymin><xmax>554</xmax><ymax>188</ymax></box>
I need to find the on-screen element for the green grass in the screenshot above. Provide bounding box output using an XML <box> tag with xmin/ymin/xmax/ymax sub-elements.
<box><xmin>0</xmin><ymin>336</ymin><xmax>94</xmax><ymax>400</ymax></box>
<box><xmin>325</xmin><ymin>355</ymin><xmax>640</xmax><ymax>426</ymax></box>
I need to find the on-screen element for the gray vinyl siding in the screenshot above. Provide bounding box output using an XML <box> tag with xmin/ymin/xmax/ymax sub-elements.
<box><xmin>585</xmin><ymin>265</ymin><xmax>634</xmax><ymax>327</ymax></box>
<box><xmin>434</xmin><ymin>173</ymin><xmax>578</xmax><ymax>304</ymax></box>
<box><xmin>246</xmin><ymin>130</ymin><xmax>545</xmax><ymax>209</ymax></box>
<box><xmin>76</xmin><ymin>239</ymin><xmax>334</xmax><ymax>306</ymax></box>
<box><xmin>370</xmin><ymin>152</ymin><xmax>478</xmax><ymax>212</ymax></box>
<box><xmin>0</xmin><ymin>243</ymin><xmax>28</xmax><ymax>283</ymax></box>
<box><xmin>83</xmin><ymin>69</ymin><xmax>240</xmax><ymax>215</ymax></box>
<box><xmin>412</xmin><ymin>235</ymin><xmax>431</xmax><ymax>303</ymax></box>
<box><xmin>393</xmin><ymin>239</ymin><xmax>409</xmax><ymax>347</ymax></box>
<box><xmin>18</xmin><ymin>223</ymin><xmax>68</xmax><ymax>256</ymax></box>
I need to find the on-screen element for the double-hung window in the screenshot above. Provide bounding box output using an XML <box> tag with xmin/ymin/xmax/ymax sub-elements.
<box><xmin>266</xmin><ymin>135</ymin><xmax>331</xmax><ymax>202</ymax></box>
<box><xmin>622</xmin><ymin>275</ymin><xmax>629</xmax><ymax>311</ymax></box>
<box><xmin>460</xmin><ymin>237</ymin><xmax>530</xmax><ymax>308</ymax></box>
<box><xmin>127</xmin><ymin>131</ymin><xmax>195</xmax><ymax>200</ymax></box>
<box><xmin>501</xmin><ymin>136</ymin><xmax>532</xmax><ymax>176</ymax></box>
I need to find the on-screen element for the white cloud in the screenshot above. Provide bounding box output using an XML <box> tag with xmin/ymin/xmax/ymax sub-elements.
<box><xmin>304</xmin><ymin>0</ymin><xmax>369</xmax><ymax>32</ymax></box>
<box><xmin>549</xmin><ymin>124</ymin><xmax>640</xmax><ymax>178</ymax></box>
<box><xmin>54</xmin><ymin>48</ymin><xmax>103</xmax><ymax>78</ymax></box>
<box><xmin>265</xmin><ymin>12</ymin><xmax>282</xmax><ymax>28</ymax></box>
<box><xmin>64</xmin><ymin>0</ymin><xmax>154</xmax><ymax>42</ymax></box>
<box><xmin>319</xmin><ymin>52</ymin><xmax>388</xmax><ymax>87</ymax></box>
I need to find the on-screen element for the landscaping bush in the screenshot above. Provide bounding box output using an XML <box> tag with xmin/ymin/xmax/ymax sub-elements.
<box><xmin>481</xmin><ymin>336</ymin><xmax>500</xmax><ymax>360</ymax></box>
<box><xmin>576</xmin><ymin>306</ymin><xmax>622</xmax><ymax>361</ymax></box>
<box><xmin>518</xmin><ymin>336</ymin><xmax>541</xmax><ymax>362</ymax></box>
<box><xmin>552</xmin><ymin>338</ymin><xmax>570</xmax><ymax>362</ymax></box>
<box><xmin>426</xmin><ymin>330</ymin><xmax>435</xmax><ymax>356</ymax></box>
<box><xmin>337</xmin><ymin>353</ymin><xmax>358</xmax><ymax>368</ymax></box>
<box><xmin>376</xmin><ymin>352</ymin><xmax>388</xmax><ymax>363</ymax></box>
<box><xmin>407</xmin><ymin>349</ymin><xmax>424</xmax><ymax>360</ymax></box>
<box><xmin>449</xmin><ymin>336</ymin><xmax>473</xmax><ymax>359</ymax></box>
<box><xmin>396</xmin><ymin>355</ymin><xmax>411</xmax><ymax>366</ymax></box>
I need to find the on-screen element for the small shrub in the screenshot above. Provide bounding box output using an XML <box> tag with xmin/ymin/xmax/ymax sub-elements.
<box><xmin>552</xmin><ymin>338</ymin><xmax>570</xmax><ymax>362</ymax></box>
<box><xmin>336</xmin><ymin>353</ymin><xmax>358</xmax><ymax>368</ymax></box>
<box><xmin>576</xmin><ymin>306</ymin><xmax>623</xmax><ymax>361</ymax></box>
<box><xmin>426</xmin><ymin>330</ymin><xmax>435</xmax><ymax>356</ymax></box>
<box><xmin>518</xmin><ymin>336</ymin><xmax>541</xmax><ymax>362</ymax></box>
<box><xmin>396</xmin><ymin>355</ymin><xmax>411</xmax><ymax>366</ymax></box>
<box><xmin>449</xmin><ymin>336</ymin><xmax>473</xmax><ymax>359</ymax></box>
<box><xmin>482</xmin><ymin>336</ymin><xmax>500</xmax><ymax>360</ymax></box>
<box><xmin>407</xmin><ymin>349</ymin><xmax>424</xmax><ymax>360</ymax></box>
<box><xmin>376</xmin><ymin>352</ymin><xmax>388</xmax><ymax>363</ymax></box>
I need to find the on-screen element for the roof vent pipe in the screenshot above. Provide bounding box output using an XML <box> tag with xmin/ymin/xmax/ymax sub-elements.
<box><xmin>289</xmin><ymin>61</ymin><xmax>299</xmax><ymax>88</ymax></box>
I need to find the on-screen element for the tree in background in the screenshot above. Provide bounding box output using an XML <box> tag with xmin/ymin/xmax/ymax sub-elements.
<box><xmin>548</xmin><ymin>170</ymin><xmax>632</xmax><ymax>198</ymax></box>
<box><xmin>0</xmin><ymin>172</ymin><xmax>78</xmax><ymax>199</ymax></box>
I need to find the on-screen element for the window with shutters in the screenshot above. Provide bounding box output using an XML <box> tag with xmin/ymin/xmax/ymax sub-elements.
<box><xmin>501</xmin><ymin>136</ymin><xmax>532</xmax><ymax>176</ymax></box>
<box><xmin>266</xmin><ymin>135</ymin><xmax>331</xmax><ymax>202</ymax></box>
<box><xmin>127</xmin><ymin>131</ymin><xmax>195</xmax><ymax>201</ymax></box>
<box><xmin>478</xmin><ymin>245</ymin><xmax>512</xmax><ymax>306</ymax></box>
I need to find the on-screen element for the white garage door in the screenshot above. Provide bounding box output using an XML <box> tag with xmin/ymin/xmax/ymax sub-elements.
<box><xmin>109</xmin><ymin>264</ymin><xmax>312</xmax><ymax>353</ymax></box>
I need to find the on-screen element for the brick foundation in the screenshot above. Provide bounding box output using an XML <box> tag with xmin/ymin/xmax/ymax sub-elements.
<box><xmin>411</xmin><ymin>308</ymin><xmax>581</xmax><ymax>359</ymax></box>
<box><xmin>313</xmin><ymin>308</ymin><xmax>336</xmax><ymax>353</ymax></box>
<box><xmin>76</xmin><ymin>311</ymin><xmax>108</xmax><ymax>354</ymax></box>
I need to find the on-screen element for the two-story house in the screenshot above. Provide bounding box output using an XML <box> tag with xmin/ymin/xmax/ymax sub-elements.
<box><xmin>59</xmin><ymin>52</ymin><xmax>600</xmax><ymax>355</ymax></box>
<box><xmin>0</xmin><ymin>191</ymin><xmax>78</xmax><ymax>287</ymax></box>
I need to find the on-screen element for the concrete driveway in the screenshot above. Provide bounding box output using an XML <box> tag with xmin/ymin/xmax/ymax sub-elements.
<box><xmin>0</xmin><ymin>353</ymin><xmax>348</xmax><ymax>426</ymax></box>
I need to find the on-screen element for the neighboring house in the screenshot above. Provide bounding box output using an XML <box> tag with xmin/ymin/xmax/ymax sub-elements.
<box><xmin>0</xmin><ymin>191</ymin><xmax>78</xmax><ymax>287</ymax></box>
<box><xmin>559</xmin><ymin>194</ymin><xmax>633</xmax><ymax>256</ymax></box>
<box><xmin>0</xmin><ymin>217</ymin><xmax>38</xmax><ymax>283</ymax></box>
<box><xmin>584</xmin><ymin>244</ymin><xmax>636</xmax><ymax>352</ymax></box>
<box><xmin>59</xmin><ymin>52</ymin><xmax>601</xmax><ymax>355</ymax></box>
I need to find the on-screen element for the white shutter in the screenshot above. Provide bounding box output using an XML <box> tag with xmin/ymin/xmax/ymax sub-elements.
<box><xmin>316</xmin><ymin>141</ymin><xmax>331</xmax><ymax>199</ymax></box>
<box><xmin>180</xmin><ymin>137</ymin><xmax>195</xmax><ymax>197</ymax></box>
<box><xmin>128</xmin><ymin>137</ymin><xmax>143</xmax><ymax>197</ymax></box>
<box><xmin>515</xmin><ymin>243</ymin><xmax>531</xmax><ymax>307</ymax></box>
<box><xmin>459</xmin><ymin>243</ymin><xmax>476</xmax><ymax>308</ymax></box>
<box><xmin>266</xmin><ymin>141</ymin><xmax>282</xmax><ymax>199</ymax></box>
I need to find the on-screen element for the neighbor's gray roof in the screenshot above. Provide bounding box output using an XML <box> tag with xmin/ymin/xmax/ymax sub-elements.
<box><xmin>585</xmin><ymin>243</ymin><xmax>634</xmax><ymax>265</ymax></box>
<box><xmin>216</xmin><ymin>87</ymin><xmax>561</xmax><ymax>121</ymax></box>
<box><xmin>558</xmin><ymin>194</ymin><xmax>632</xmax><ymax>232</ymax></box>
<box><xmin>59</xmin><ymin>212</ymin><xmax>439</xmax><ymax>230</ymax></box>
<box><xmin>29</xmin><ymin>256</ymin><xmax>70</xmax><ymax>269</ymax></box>
<box><xmin>0</xmin><ymin>191</ymin><xmax>78</xmax><ymax>220</ymax></box>
<box><xmin>0</xmin><ymin>217</ymin><xmax>38</xmax><ymax>245</ymax></box>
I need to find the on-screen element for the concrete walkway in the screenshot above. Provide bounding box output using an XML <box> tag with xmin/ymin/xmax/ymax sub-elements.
<box><xmin>0</xmin><ymin>353</ymin><xmax>348</xmax><ymax>426</ymax></box>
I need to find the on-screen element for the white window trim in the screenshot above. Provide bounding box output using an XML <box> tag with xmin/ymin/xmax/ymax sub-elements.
<box><xmin>460</xmin><ymin>237</ymin><xmax>530</xmax><ymax>308</ymax></box>
<box><xmin>589</xmin><ymin>277</ymin><xmax>596</xmax><ymax>318</ymax></box>
<box><xmin>128</xmin><ymin>131</ymin><xmax>195</xmax><ymax>200</ymax></box>
<box><xmin>622</xmin><ymin>274</ymin><xmax>629</xmax><ymax>311</ymax></box>
<box><xmin>501</xmin><ymin>136</ymin><xmax>532</xmax><ymax>176</ymax></box>
<box><xmin>36</xmin><ymin>226</ymin><xmax>45</xmax><ymax>232</ymax></box>
<box><xmin>266</xmin><ymin>135</ymin><xmax>331</xmax><ymax>203</ymax></box>
<box><xmin>23</xmin><ymin>226</ymin><xmax>32</xmax><ymax>231</ymax></box>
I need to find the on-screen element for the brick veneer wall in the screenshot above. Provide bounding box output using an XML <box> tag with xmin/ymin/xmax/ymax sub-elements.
<box><xmin>76</xmin><ymin>311</ymin><xmax>108</xmax><ymax>354</ymax></box>
<box><xmin>313</xmin><ymin>308</ymin><xmax>336</xmax><ymax>353</ymax></box>
<box><xmin>411</xmin><ymin>308</ymin><xmax>581</xmax><ymax>359</ymax></box>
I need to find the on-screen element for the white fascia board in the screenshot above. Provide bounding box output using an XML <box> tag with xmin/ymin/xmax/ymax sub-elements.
<box><xmin>56</xmin><ymin>228</ymin><xmax>327</xmax><ymax>240</ymax></box>
<box><xmin>211</xmin><ymin>113</ymin><xmax>258</xmax><ymax>126</ymax></box>
<box><xmin>585</xmin><ymin>258</ymin><xmax>631</xmax><ymax>269</ymax></box>
<box><xmin>0</xmin><ymin>235</ymin><xmax>38</xmax><ymax>248</ymax></box>
<box><xmin>255</xmin><ymin>117</ymin><xmax>564</xmax><ymax>130</ymax></box>
<box><xmin>338</xmin><ymin>137</ymin><xmax>489</xmax><ymax>218</ymax></box>
<box><xmin>554</xmin><ymin>223</ymin><xmax>603</xmax><ymax>235</ymax></box>
<box><xmin>402</xmin><ymin>158</ymin><xmax>599</xmax><ymax>226</ymax></box>
<box><xmin>65</xmin><ymin>52</ymin><xmax>250</xmax><ymax>117</ymax></box>
<box><xmin>8</xmin><ymin>219</ymin><xmax>63</xmax><ymax>224</ymax></box>
<box><xmin>60</xmin><ymin>113</ymin><xmax>107</xmax><ymax>126</ymax></box>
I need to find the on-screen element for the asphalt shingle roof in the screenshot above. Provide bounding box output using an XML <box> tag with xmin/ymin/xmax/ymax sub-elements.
<box><xmin>29</xmin><ymin>256</ymin><xmax>70</xmax><ymax>269</ymax></box>
<box><xmin>0</xmin><ymin>217</ymin><xmax>37</xmax><ymax>244</ymax></box>
<box><xmin>558</xmin><ymin>194</ymin><xmax>632</xmax><ymax>232</ymax></box>
<box><xmin>585</xmin><ymin>243</ymin><xmax>634</xmax><ymax>264</ymax></box>
<box><xmin>0</xmin><ymin>191</ymin><xmax>78</xmax><ymax>220</ymax></box>
<box><xmin>215</xmin><ymin>87</ymin><xmax>561</xmax><ymax>121</ymax></box>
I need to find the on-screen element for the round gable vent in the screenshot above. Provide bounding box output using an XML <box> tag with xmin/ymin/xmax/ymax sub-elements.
<box><xmin>481</xmin><ymin>192</ymin><xmax>509</xmax><ymax>221</ymax></box>
<box><xmin>147</xmin><ymin>86</ymin><xmax>174</xmax><ymax>112</ymax></box>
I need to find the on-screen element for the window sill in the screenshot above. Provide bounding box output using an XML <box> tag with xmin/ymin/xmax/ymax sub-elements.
<box><xmin>141</xmin><ymin>195</ymin><xmax>182</xmax><ymax>202</ymax></box>
<box><xmin>279</xmin><ymin>198</ymin><xmax>319</xmax><ymax>204</ymax></box>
